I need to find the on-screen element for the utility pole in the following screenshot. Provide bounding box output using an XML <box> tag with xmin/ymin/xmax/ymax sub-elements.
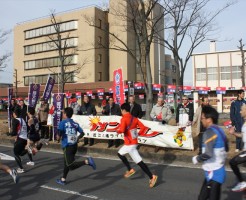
<box><xmin>13</xmin><ymin>69</ymin><xmax>21</xmax><ymax>98</ymax></box>
<box><xmin>238</xmin><ymin>39</ymin><xmax>246</xmax><ymax>87</ymax></box>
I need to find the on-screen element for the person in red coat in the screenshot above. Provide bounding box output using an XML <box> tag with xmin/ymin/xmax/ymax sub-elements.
<box><xmin>117</xmin><ymin>103</ymin><xmax>158</xmax><ymax>188</ymax></box>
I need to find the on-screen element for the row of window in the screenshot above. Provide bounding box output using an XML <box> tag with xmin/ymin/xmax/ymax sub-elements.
<box><xmin>24</xmin><ymin>38</ymin><xmax>78</xmax><ymax>55</ymax></box>
<box><xmin>25</xmin><ymin>21</ymin><xmax>78</xmax><ymax>39</ymax></box>
<box><xmin>197</xmin><ymin>72</ymin><xmax>242</xmax><ymax>81</ymax></box>
<box><xmin>196</xmin><ymin>66</ymin><xmax>242</xmax><ymax>81</ymax></box>
<box><xmin>24</xmin><ymin>73</ymin><xmax>74</xmax><ymax>86</ymax></box>
<box><xmin>24</xmin><ymin>55</ymin><xmax>77</xmax><ymax>70</ymax></box>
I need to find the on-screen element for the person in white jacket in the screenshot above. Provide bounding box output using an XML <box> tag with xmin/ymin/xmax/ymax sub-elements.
<box><xmin>150</xmin><ymin>97</ymin><xmax>172</xmax><ymax>125</ymax></box>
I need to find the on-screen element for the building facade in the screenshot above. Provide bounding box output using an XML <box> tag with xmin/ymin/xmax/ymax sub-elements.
<box><xmin>192</xmin><ymin>41</ymin><xmax>246</xmax><ymax>89</ymax></box>
<box><xmin>14</xmin><ymin>2</ymin><xmax>170</xmax><ymax>89</ymax></box>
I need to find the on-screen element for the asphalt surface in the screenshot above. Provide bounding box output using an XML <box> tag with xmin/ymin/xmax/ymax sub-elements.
<box><xmin>0</xmin><ymin>145</ymin><xmax>244</xmax><ymax>200</ymax></box>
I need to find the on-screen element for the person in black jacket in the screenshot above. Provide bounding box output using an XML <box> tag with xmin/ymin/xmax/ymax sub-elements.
<box><xmin>128</xmin><ymin>95</ymin><xmax>143</xmax><ymax>119</ymax></box>
<box><xmin>176</xmin><ymin>95</ymin><xmax>194</xmax><ymax>127</ymax></box>
<box><xmin>102</xmin><ymin>97</ymin><xmax>121</xmax><ymax>148</ymax></box>
<box><xmin>79</xmin><ymin>96</ymin><xmax>97</xmax><ymax>146</ymax></box>
<box><xmin>18</xmin><ymin>99</ymin><xmax>28</xmax><ymax>123</ymax></box>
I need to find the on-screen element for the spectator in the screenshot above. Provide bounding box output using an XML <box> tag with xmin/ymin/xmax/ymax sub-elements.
<box><xmin>38</xmin><ymin>97</ymin><xmax>49</xmax><ymax>139</ymax></box>
<box><xmin>150</xmin><ymin>97</ymin><xmax>172</xmax><ymax>124</ymax></box>
<box><xmin>128</xmin><ymin>95</ymin><xmax>143</xmax><ymax>118</ymax></box>
<box><xmin>102</xmin><ymin>97</ymin><xmax>121</xmax><ymax>148</ymax></box>
<box><xmin>176</xmin><ymin>95</ymin><xmax>194</xmax><ymax>127</ymax></box>
<box><xmin>18</xmin><ymin>99</ymin><xmax>27</xmax><ymax>122</ymax></box>
<box><xmin>192</xmin><ymin>96</ymin><xmax>209</xmax><ymax>155</ymax></box>
<box><xmin>68</xmin><ymin>94</ymin><xmax>81</xmax><ymax>115</ymax></box>
<box><xmin>150</xmin><ymin>97</ymin><xmax>172</xmax><ymax>153</ymax></box>
<box><xmin>9</xmin><ymin>99</ymin><xmax>18</xmax><ymax>114</ymax></box>
<box><xmin>230</xmin><ymin>89</ymin><xmax>246</xmax><ymax>152</ymax></box>
<box><xmin>79</xmin><ymin>96</ymin><xmax>97</xmax><ymax>146</ymax></box>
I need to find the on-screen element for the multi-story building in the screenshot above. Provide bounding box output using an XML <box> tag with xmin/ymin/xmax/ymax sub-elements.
<box><xmin>13</xmin><ymin>1</ymin><xmax>170</xmax><ymax>90</ymax></box>
<box><xmin>192</xmin><ymin>41</ymin><xmax>246</xmax><ymax>113</ymax></box>
<box><xmin>192</xmin><ymin>41</ymin><xmax>246</xmax><ymax>89</ymax></box>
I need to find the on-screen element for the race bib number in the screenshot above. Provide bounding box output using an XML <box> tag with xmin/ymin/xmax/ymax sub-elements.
<box><xmin>67</xmin><ymin>134</ymin><xmax>78</xmax><ymax>144</ymax></box>
<box><xmin>130</xmin><ymin>128</ymin><xmax>138</xmax><ymax>139</ymax></box>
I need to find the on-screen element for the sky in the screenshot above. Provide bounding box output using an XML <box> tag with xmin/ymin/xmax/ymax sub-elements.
<box><xmin>0</xmin><ymin>0</ymin><xmax>245</xmax><ymax>85</ymax></box>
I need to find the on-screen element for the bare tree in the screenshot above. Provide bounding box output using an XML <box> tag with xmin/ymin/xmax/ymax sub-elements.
<box><xmin>238</xmin><ymin>39</ymin><xmax>246</xmax><ymax>87</ymax></box>
<box><xmin>162</xmin><ymin>0</ymin><xmax>235</xmax><ymax>93</ymax></box>
<box><xmin>47</xmin><ymin>12</ymin><xmax>89</xmax><ymax>93</ymax></box>
<box><xmin>84</xmin><ymin>0</ymin><xmax>165</xmax><ymax>120</ymax></box>
<box><xmin>0</xmin><ymin>29</ymin><xmax>11</xmax><ymax>71</ymax></box>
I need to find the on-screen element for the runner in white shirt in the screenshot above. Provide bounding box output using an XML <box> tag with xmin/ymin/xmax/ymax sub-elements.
<box><xmin>12</xmin><ymin>108</ymin><xmax>30</xmax><ymax>173</ymax></box>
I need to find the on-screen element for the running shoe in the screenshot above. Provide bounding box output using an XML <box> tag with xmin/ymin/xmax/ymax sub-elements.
<box><xmin>17</xmin><ymin>168</ymin><xmax>25</xmax><ymax>174</ymax></box>
<box><xmin>56</xmin><ymin>178</ymin><xmax>66</xmax><ymax>185</ymax></box>
<box><xmin>149</xmin><ymin>175</ymin><xmax>158</xmax><ymax>188</ymax></box>
<box><xmin>232</xmin><ymin>181</ymin><xmax>246</xmax><ymax>192</ymax></box>
<box><xmin>87</xmin><ymin>157</ymin><xmax>96</xmax><ymax>170</ymax></box>
<box><xmin>124</xmin><ymin>169</ymin><xmax>136</xmax><ymax>178</ymax></box>
<box><xmin>11</xmin><ymin>169</ymin><xmax>19</xmax><ymax>184</ymax></box>
<box><xmin>26</xmin><ymin>161</ymin><xmax>35</xmax><ymax>166</ymax></box>
<box><xmin>26</xmin><ymin>145</ymin><xmax>33</xmax><ymax>154</ymax></box>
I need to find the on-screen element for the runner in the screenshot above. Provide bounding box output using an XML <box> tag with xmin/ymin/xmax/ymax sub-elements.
<box><xmin>228</xmin><ymin>104</ymin><xmax>246</xmax><ymax>192</ymax></box>
<box><xmin>25</xmin><ymin>107</ymin><xmax>48</xmax><ymax>165</ymax></box>
<box><xmin>117</xmin><ymin>103</ymin><xmax>158</xmax><ymax>188</ymax></box>
<box><xmin>56</xmin><ymin>107</ymin><xmax>96</xmax><ymax>185</ymax></box>
<box><xmin>0</xmin><ymin>160</ymin><xmax>19</xmax><ymax>183</ymax></box>
<box><xmin>192</xmin><ymin>106</ymin><xmax>228</xmax><ymax>200</ymax></box>
<box><xmin>12</xmin><ymin>108</ymin><xmax>32</xmax><ymax>173</ymax></box>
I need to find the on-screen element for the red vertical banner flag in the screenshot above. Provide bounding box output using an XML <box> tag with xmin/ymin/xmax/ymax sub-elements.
<box><xmin>113</xmin><ymin>68</ymin><xmax>125</xmax><ymax>105</ymax></box>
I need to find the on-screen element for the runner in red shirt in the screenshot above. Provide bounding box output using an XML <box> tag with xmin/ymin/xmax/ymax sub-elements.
<box><xmin>117</xmin><ymin>103</ymin><xmax>158</xmax><ymax>188</ymax></box>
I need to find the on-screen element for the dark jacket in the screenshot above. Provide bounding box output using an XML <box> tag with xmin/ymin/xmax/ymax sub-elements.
<box><xmin>130</xmin><ymin>103</ymin><xmax>143</xmax><ymax>119</ymax></box>
<box><xmin>79</xmin><ymin>102</ymin><xmax>97</xmax><ymax>115</ymax></box>
<box><xmin>176</xmin><ymin>102</ymin><xmax>194</xmax><ymax>123</ymax></box>
<box><xmin>19</xmin><ymin>104</ymin><xmax>28</xmax><ymax>122</ymax></box>
<box><xmin>230</xmin><ymin>98</ymin><xmax>246</xmax><ymax>132</ymax></box>
<box><xmin>102</xmin><ymin>103</ymin><xmax>121</xmax><ymax>116</ymax></box>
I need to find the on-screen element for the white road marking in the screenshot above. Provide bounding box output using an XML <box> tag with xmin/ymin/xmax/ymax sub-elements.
<box><xmin>0</xmin><ymin>152</ymin><xmax>15</xmax><ymax>160</ymax></box>
<box><xmin>40</xmin><ymin>185</ymin><xmax>101</xmax><ymax>199</ymax></box>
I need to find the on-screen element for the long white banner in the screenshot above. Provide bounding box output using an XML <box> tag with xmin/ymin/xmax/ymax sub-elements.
<box><xmin>72</xmin><ymin>115</ymin><xmax>194</xmax><ymax>150</ymax></box>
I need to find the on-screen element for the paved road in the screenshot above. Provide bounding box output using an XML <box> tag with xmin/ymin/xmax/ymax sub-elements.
<box><xmin>0</xmin><ymin>145</ymin><xmax>244</xmax><ymax>200</ymax></box>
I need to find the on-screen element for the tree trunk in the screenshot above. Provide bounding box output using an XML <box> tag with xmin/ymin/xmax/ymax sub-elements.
<box><xmin>145</xmin><ymin>53</ymin><xmax>153</xmax><ymax>120</ymax></box>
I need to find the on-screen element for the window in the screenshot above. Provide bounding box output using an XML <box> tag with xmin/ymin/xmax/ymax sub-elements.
<box><xmin>165</xmin><ymin>61</ymin><xmax>171</xmax><ymax>70</ymax></box>
<box><xmin>98</xmin><ymin>54</ymin><xmax>102</xmax><ymax>63</ymax></box>
<box><xmin>98</xmin><ymin>36</ymin><xmax>102</xmax><ymax>45</ymax></box>
<box><xmin>25</xmin><ymin>20</ymin><xmax>78</xmax><ymax>39</ymax></box>
<box><xmin>197</xmin><ymin>73</ymin><xmax>206</xmax><ymax>81</ymax></box>
<box><xmin>232</xmin><ymin>66</ymin><xmax>241</xmax><ymax>80</ymax></box>
<box><xmin>208</xmin><ymin>74</ymin><xmax>217</xmax><ymax>80</ymax></box>
<box><xmin>24</xmin><ymin>72</ymin><xmax>74</xmax><ymax>86</ymax></box>
<box><xmin>207</xmin><ymin>67</ymin><xmax>218</xmax><ymax>80</ymax></box>
<box><xmin>24</xmin><ymin>38</ymin><xmax>78</xmax><ymax>55</ymax></box>
<box><xmin>98</xmin><ymin>72</ymin><xmax>102</xmax><ymax>81</ymax></box>
<box><xmin>221</xmin><ymin>73</ymin><xmax>231</xmax><ymax>80</ymax></box>
<box><xmin>24</xmin><ymin>55</ymin><xmax>77</xmax><ymax>70</ymax></box>
<box><xmin>172</xmin><ymin>65</ymin><xmax>176</xmax><ymax>73</ymax></box>
<box><xmin>220</xmin><ymin>66</ymin><xmax>230</xmax><ymax>72</ymax></box>
<box><xmin>98</xmin><ymin>19</ymin><xmax>102</xmax><ymax>29</ymax></box>
<box><xmin>196</xmin><ymin>67</ymin><xmax>207</xmax><ymax>81</ymax></box>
